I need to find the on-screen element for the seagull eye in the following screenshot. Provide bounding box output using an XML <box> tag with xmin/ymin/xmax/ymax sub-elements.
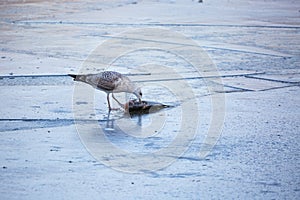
<box><xmin>139</xmin><ymin>92</ymin><xmax>142</xmax><ymax>96</ymax></box>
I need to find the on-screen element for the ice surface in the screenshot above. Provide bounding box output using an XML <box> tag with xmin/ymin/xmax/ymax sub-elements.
<box><xmin>0</xmin><ymin>0</ymin><xmax>299</xmax><ymax>199</ymax></box>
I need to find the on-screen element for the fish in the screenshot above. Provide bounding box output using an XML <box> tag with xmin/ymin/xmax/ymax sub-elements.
<box><xmin>124</xmin><ymin>99</ymin><xmax>173</xmax><ymax>115</ymax></box>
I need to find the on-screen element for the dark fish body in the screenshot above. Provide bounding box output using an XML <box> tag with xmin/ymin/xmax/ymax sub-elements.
<box><xmin>125</xmin><ymin>99</ymin><xmax>172</xmax><ymax>115</ymax></box>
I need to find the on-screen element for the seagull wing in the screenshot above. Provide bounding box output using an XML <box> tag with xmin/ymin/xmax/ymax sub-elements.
<box><xmin>95</xmin><ymin>71</ymin><xmax>123</xmax><ymax>92</ymax></box>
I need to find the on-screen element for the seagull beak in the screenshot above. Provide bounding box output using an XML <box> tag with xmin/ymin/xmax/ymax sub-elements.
<box><xmin>138</xmin><ymin>92</ymin><xmax>142</xmax><ymax>103</ymax></box>
<box><xmin>134</xmin><ymin>91</ymin><xmax>142</xmax><ymax>103</ymax></box>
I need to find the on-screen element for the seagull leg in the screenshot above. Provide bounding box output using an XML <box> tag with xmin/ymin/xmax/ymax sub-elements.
<box><xmin>112</xmin><ymin>93</ymin><xmax>124</xmax><ymax>109</ymax></box>
<box><xmin>106</xmin><ymin>93</ymin><xmax>121</xmax><ymax>111</ymax></box>
<box><xmin>107</xmin><ymin>93</ymin><xmax>112</xmax><ymax>110</ymax></box>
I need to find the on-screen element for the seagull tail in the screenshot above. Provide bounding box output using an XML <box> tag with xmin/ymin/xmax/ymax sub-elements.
<box><xmin>68</xmin><ymin>74</ymin><xmax>77</xmax><ymax>80</ymax></box>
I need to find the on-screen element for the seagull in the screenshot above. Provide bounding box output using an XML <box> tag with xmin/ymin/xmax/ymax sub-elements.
<box><xmin>68</xmin><ymin>71</ymin><xmax>142</xmax><ymax>110</ymax></box>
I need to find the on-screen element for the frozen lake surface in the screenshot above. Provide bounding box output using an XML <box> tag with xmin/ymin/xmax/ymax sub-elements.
<box><xmin>0</xmin><ymin>0</ymin><xmax>299</xmax><ymax>199</ymax></box>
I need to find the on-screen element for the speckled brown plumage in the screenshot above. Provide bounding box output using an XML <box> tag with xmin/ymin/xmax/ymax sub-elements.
<box><xmin>69</xmin><ymin>71</ymin><xmax>142</xmax><ymax>110</ymax></box>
